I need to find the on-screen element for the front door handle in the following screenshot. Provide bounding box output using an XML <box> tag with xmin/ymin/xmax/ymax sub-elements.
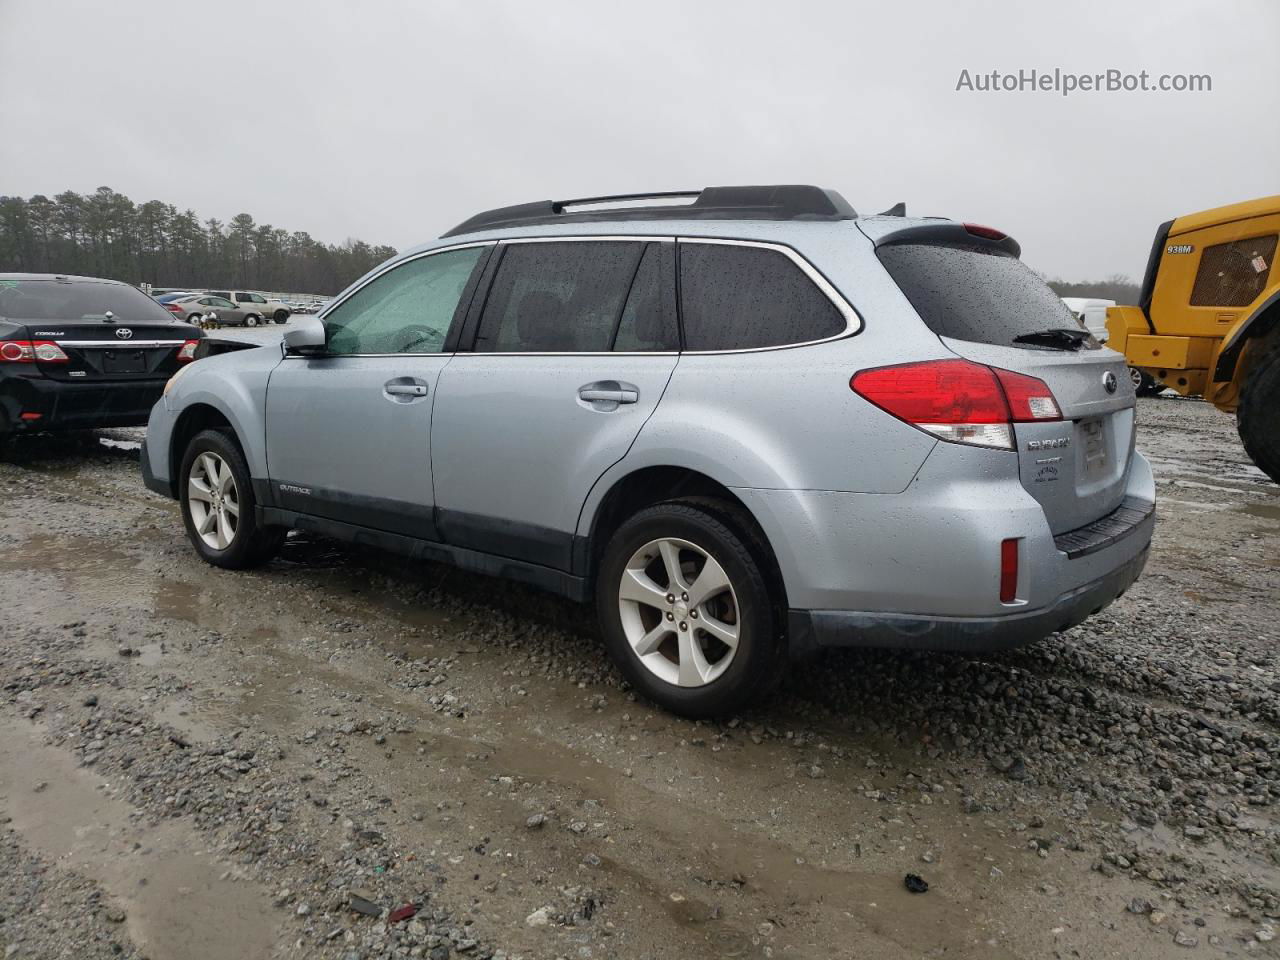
<box><xmin>578</xmin><ymin>380</ymin><xmax>639</xmax><ymax>404</ymax></box>
<box><xmin>384</xmin><ymin>378</ymin><xmax>429</xmax><ymax>402</ymax></box>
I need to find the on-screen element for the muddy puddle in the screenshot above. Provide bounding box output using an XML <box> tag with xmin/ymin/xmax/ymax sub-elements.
<box><xmin>0</xmin><ymin>717</ymin><xmax>278</xmax><ymax>960</ymax></box>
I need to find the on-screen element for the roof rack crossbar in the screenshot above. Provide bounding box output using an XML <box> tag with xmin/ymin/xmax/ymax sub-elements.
<box><xmin>441</xmin><ymin>184</ymin><xmax>857</xmax><ymax>238</ymax></box>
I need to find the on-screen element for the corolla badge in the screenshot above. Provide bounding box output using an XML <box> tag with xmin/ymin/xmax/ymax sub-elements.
<box><xmin>114</xmin><ymin>327</ymin><xmax>134</xmax><ymax>340</ymax></box>
<box><xmin>1103</xmin><ymin>371</ymin><xmax>1118</xmax><ymax>394</ymax></box>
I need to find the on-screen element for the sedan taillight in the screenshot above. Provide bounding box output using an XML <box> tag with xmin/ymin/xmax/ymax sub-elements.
<box><xmin>176</xmin><ymin>340</ymin><xmax>199</xmax><ymax>364</ymax></box>
<box><xmin>0</xmin><ymin>340</ymin><xmax>70</xmax><ymax>363</ymax></box>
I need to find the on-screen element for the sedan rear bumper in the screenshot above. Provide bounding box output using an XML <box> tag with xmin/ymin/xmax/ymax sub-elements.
<box><xmin>1</xmin><ymin>376</ymin><xmax>168</xmax><ymax>432</ymax></box>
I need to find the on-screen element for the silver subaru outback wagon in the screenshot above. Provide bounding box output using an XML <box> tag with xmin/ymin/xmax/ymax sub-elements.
<box><xmin>141</xmin><ymin>185</ymin><xmax>1155</xmax><ymax>717</ymax></box>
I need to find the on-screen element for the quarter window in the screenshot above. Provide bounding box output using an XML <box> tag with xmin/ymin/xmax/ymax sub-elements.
<box><xmin>474</xmin><ymin>241</ymin><xmax>644</xmax><ymax>353</ymax></box>
<box><xmin>678</xmin><ymin>242</ymin><xmax>846</xmax><ymax>351</ymax></box>
<box><xmin>324</xmin><ymin>247</ymin><xmax>485</xmax><ymax>355</ymax></box>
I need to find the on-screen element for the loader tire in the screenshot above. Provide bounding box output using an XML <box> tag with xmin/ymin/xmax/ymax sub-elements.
<box><xmin>1238</xmin><ymin>340</ymin><xmax>1280</xmax><ymax>485</ymax></box>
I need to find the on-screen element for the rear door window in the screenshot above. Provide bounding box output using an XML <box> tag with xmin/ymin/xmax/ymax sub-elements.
<box><xmin>474</xmin><ymin>241</ymin><xmax>644</xmax><ymax>352</ymax></box>
<box><xmin>877</xmin><ymin>243</ymin><xmax>1079</xmax><ymax>346</ymax></box>
<box><xmin>613</xmin><ymin>243</ymin><xmax>678</xmax><ymax>351</ymax></box>
<box><xmin>678</xmin><ymin>242</ymin><xmax>846</xmax><ymax>351</ymax></box>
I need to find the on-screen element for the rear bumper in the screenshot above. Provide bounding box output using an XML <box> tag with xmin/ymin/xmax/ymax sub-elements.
<box><xmin>735</xmin><ymin>445</ymin><xmax>1157</xmax><ymax>653</ymax></box>
<box><xmin>1</xmin><ymin>375</ymin><xmax>167</xmax><ymax>432</ymax></box>
<box><xmin>789</xmin><ymin>540</ymin><xmax>1149</xmax><ymax>653</ymax></box>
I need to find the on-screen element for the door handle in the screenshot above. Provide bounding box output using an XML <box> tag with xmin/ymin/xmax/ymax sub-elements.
<box><xmin>384</xmin><ymin>382</ymin><xmax>428</xmax><ymax>397</ymax></box>
<box><xmin>578</xmin><ymin>381</ymin><xmax>639</xmax><ymax>404</ymax></box>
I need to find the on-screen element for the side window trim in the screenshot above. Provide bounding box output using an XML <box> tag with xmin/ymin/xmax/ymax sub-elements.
<box><xmin>313</xmin><ymin>242</ymin><xmax>495</xmax><ymax>357</ymax></box>
<box><xmin>675</xmin><ymin>237</ymin><xmax>863</xmax><ymax>353</ymax></box>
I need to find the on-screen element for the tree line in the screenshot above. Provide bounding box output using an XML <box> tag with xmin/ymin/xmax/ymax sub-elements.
<box><xmin>1047</xmin><ymin>275</ymin><xmax>1140</xmax><ymax>304</ymax></box>
<box><xmin>0</xmin><ymin>186</ymin><xmax>399</xmax><ymax>296</ymax></box>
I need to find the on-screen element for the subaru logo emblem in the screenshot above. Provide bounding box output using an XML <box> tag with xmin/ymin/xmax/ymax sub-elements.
<box><xmin>1103</xmin><ymin>371</ymin><xmax>1118</xmax><ymax>394</ymax></box>
<box><xmin>115</xmin><ymin>327</ymin><xmax>133</xmax><ymax>340</ymax></box>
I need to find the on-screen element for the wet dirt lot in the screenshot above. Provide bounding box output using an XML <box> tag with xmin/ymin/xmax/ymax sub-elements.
<box><xmin>0</xmin><ymin>395</ymin><xmax>1276</xmax><ymax>959</ymax></box>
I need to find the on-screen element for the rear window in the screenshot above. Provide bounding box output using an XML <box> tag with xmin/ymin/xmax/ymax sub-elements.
<box><xmin>0</xmin><ymin>280</ymin><xmax>173</xmax><ymax>323</ymax></box>
<box><xmin>877</xmin><ymin>243</ymin><xmax>1079</xmax><ymax>346</ymax></box>
<box><xmin>679</xmin><ymin>243</ymin><xmax>846</xmax><ymax>351</ymax></box>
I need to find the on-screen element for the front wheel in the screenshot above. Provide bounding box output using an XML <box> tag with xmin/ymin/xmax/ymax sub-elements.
<box><xmin>1238</xmin><ymin>342</ymin><xmax>1280</xmax><ymax>484</ymax></box>
<box><xmin>274</xmin><ymin>310</ymin><xmax>289</xmax><ymax>324</ymax></box>
<box><xmin>596</xmin><ymin>501</ymin><xmax>784</xmax><ymax>718</ymax></box>
<box><xmin>179</xmin><ymin>429</ymin><xmax>285</xmax><ymax>568</ymax></box>
<box><xmin>244</xmin><ymin>314</ymin><xmax>259</xmax><ymax>328</ymax></box>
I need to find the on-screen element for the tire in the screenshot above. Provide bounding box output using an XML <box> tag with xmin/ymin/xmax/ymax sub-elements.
<box><xmin>1238</xmin><ymin>339</ymin><xmax>1280</xmax><ymax>484</ymax></box>
<box><xmin>244</xmin><ymin>314</ymin><xmax>259</xmax><ymax>328</ymax></box>
<box><xmin>274</xmin><ymin>310</ymin><xmax>289</xmax><ymax>324</ymax></box>
<box><xmin>1129</xmin><ymin>367</ymin><xmax>1160</xmax><ymax>397</ymax></box>
<box><xmin>595</xmin><ymin>500</ymin><xmax>785</xmax><ymax>718</ymax></box>
<box><xmin>179</xmin><ymin>429</ymin><xmax>286</xmax><ymax>568</ymax></box>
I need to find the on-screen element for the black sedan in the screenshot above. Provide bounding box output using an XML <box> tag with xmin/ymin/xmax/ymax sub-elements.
<box><xmin>0</xmin><ymin>274</ymin><xmax>202</xmax><ymax>440</ymax></box>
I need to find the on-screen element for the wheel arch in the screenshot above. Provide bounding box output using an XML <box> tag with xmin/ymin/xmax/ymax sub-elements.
<box><xmin>577</xmin><ymin>464</ymin><xmax>789</xmax><ymax>611</ymax></box>
<box><xmin>168</xmin><ymin>390</ymin><xmax>265</xmax><ymax>482</ymax></box>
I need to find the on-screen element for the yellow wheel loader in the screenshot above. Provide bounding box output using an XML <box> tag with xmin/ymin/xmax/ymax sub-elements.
<box><xmin>1107</xmin><ymin>195</ymin><xmax>1280</xmax><ymax>483</ymax></box>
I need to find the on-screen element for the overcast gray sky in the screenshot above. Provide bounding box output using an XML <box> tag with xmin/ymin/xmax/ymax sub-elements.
<box><xmin>2</xmin><ymin>0</ymin><xmax>1277</xmax><ymax>279</ymax></box>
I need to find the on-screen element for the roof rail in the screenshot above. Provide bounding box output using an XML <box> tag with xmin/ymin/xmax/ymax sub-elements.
<box><xmin>441</xmin><ymin>185</ymin><xmax>857</xmax><ymax>238</ymax></box>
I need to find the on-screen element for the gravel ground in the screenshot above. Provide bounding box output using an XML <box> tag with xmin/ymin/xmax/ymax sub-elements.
<box><xmin>0</xmin><ymin>395</ymin><xmax>1276</xmax><ymax>959</ymax></box>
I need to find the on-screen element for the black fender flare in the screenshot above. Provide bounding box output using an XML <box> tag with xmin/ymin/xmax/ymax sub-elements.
<box><xmin>1215</xmin><ymin>288</ymin><xmax>1280</xmax><ymax>382</ymax></box>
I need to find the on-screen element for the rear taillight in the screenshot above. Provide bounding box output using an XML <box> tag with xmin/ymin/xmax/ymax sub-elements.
<box><xmin>850</xmin><ymin>359</ymin><xmax>1061</xmax><ymax>450</ymax></box>
<box><xmin>176</xmin><ymin>340</ymin><xmax>199</xmax><ymax>364</ymax></box>
<box><xmin>0</xmin><ymin>340</ymin><xmax>69</xmax><ymax>363</ymax></box>
<box><xmin>164</xmin><ymin>303</ymin><xmax>184</xmax><ymax>314</ymax></box>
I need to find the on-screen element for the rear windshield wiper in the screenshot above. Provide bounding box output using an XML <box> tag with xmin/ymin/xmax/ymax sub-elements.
<box><xmin>1012</xmin><ymin>327</ymin><xmax>1092</xmax><ymax>350</ymax></box>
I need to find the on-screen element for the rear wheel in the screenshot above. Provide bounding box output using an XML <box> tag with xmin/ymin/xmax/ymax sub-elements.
<box><xmin>596</xmin><ymin>501</ymin><xmax>784</xmax><ymax>718</ymax></box>
<box><xmin>179</xmin><ymin>429</ymin><xmax>285</xmax><ymax>568</ymax></box>
<box><xmin>1238</xmin><ymin>341</ymin><xmax>1280</xmax><ymax>484</ymax></box>
<box><xmin>274</xmin><ymin>310</ymin><xmax>289</xmax><ymax>323</ymax></box>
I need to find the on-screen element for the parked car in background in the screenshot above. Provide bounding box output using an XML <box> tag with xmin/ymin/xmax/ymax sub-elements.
<box><xmin>163</xmin><ymin>294</ymin><xmax>264</xmax><ymax>328</ymax></box>
<box><xmin>205</xmin><ymin>290</ymin><xmax>291</xmax><ymax>324</ymax></box>
<box><xmin>143</xmin><ymin>185</ymin><xmax>1155</xmax><ymax>717</ymax></box>
<box><xmin>155</xmin><ymin>292</ymin><xmax>196</xmax><ymax>304</ymax></box>
<box><xmin>1</xmin><ymin>274</ymin><xmax>201</xmax><ymax>442</ymax></box>
<box><xmin>1061</xmin><ymin>297</ymin><xmax>1114</xmax><ymax>343</ymax></box>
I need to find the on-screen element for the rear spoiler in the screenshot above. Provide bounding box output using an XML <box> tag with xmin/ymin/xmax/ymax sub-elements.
<box><xmin>871</xmin><ymin>221</ymin><xmax>1021</xmax><ymax>259</ymax></box>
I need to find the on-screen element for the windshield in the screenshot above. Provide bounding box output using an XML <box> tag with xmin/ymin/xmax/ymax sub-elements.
<box><xmin>0</xmin><ymin>279</ymin><xmax>175</xmax><ymax>323</ymax></box>
<box><xmin>877</xmin><ymin>242</ymin><xmax>1081</xmax><ymax>347</ymax></box>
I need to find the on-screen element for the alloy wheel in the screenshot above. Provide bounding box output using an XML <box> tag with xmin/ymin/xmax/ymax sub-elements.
<box><xmin>187</xmin><ymin>451</ymin><xmax>239</xmax><ymax>550</ymax></box>
<box><xmin>617</xmin><ymin>537</ymin><xmax>740</xmax><ymax>687</ymax></box>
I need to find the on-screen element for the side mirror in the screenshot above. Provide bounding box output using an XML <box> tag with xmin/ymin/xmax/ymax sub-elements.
<box><xmin>282</xmin><ymin>316</ymin><xmax>326</xmax><ymax>354</ymax></box>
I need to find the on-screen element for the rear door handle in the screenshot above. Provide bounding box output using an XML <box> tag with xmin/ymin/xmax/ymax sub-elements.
<box><xmin>578</xmin><ymin>380</ymin><xmax>639</xmax><ymax>404</ymax></box>
<box><xmin>385</xmin><ymin>383</ymin><xmax>427</xmax><ymax>396</ymax></box>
